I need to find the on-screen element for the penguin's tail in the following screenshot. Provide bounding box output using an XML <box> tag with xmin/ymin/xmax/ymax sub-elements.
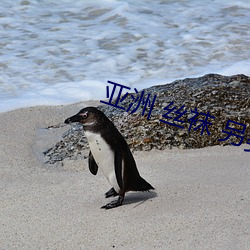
<box><xmin>132</xmin><ymin>176</ymin><xmax>154</xmax><ymax>192</ymax></box>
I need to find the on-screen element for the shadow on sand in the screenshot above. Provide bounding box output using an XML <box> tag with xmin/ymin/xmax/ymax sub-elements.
<box><xmin>122</xmin><ymin>190</ymin><xmax>157</xmax><ymax>208</ymax></box>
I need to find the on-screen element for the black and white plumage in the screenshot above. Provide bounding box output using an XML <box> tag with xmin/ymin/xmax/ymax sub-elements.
<box><xmin>65</xmin><ymin>107</ymin><xmax>154</xmax><ymax>209</ymax></box>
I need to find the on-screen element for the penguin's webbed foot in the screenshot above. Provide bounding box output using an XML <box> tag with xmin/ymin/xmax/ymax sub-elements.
<box><xmin>105</xmin><ymin>187</ymin><xmax>118</xmax><ymax>198</ymax></box>
<box><xmin>101</xmin><ymin>196</ymin><xmax>124</xmax><ymax>209</ymax></box>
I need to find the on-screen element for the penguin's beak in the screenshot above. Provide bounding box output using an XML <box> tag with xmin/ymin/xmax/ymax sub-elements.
<box><xmin>64</xmin><ymin>114</ymin><xmax>81</xmax><ymax>124</ymax></box>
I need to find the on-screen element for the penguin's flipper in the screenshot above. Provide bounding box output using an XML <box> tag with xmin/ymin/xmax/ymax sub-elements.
<box><xmin>114</xmin><ymin>146</ymin><xmax>124</xmax><ymax>190</ymax></box>
<box><xmin>88</xmin><ymin>151</ymin><xmax>98</xmax><ymax>175</ymax></box>
<box><xmin>105</xmin><ymin>187</ymin><xmax>118</xmax><ymax>198</ymax></box>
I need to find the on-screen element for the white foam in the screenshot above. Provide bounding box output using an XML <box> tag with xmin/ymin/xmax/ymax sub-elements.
<box><xmin>218</xmin><ymin>60</ymin><xmax>250</xmax><ymax>76</ymax></box>
<box><xmin>0</xmin><ymin>0</ymin><xmax>249</xmax><ymax>112</ymax></box>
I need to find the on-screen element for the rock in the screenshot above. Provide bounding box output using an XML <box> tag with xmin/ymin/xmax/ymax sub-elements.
<box><xmin>43</xmin><ymin>74</ymin><xmax>250</xmax><ymax>164</ymax></box>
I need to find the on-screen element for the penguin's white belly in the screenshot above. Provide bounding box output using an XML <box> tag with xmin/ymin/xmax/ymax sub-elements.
<box><xmin>85</xmin><ymin>131</ymin><xmax>120</xmax><ymax>193</ymax></box>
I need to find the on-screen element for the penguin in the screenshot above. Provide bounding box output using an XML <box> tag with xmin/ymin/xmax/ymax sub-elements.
<box><xmin>65</xmin><ymin>107</ymin><xmax>154</xmax><ymax>209</ymax></box>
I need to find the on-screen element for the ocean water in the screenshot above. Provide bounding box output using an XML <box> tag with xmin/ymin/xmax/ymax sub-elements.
<box><xmin>0</xmin><ymin>0</ymin><xmax>250</xmax><ymax>112</ymax></box>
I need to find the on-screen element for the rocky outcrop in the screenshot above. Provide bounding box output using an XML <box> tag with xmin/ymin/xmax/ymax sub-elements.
<box><xmin>44</xmin><ymin>74</ymin><xmax>250</xmax><ymax>163</ymax></box>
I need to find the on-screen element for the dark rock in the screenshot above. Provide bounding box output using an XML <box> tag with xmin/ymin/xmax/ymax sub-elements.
<box><xmin>43</xmin><ymin>74</ymin><xmax>250</xmax><ymax>164</ymax></box>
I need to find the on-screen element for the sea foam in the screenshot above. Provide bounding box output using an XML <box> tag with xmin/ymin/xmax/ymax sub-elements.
<box><xmin>0</xmin><ymin>0</ymin><xmax>249</xmax><ymax>112</ymax></box>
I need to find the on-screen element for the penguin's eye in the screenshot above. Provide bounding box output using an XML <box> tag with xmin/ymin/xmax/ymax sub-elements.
<box><xmin>79</xmin><ymin>112</ymin><xmax>88</xmax><ymax>119</ymax></box>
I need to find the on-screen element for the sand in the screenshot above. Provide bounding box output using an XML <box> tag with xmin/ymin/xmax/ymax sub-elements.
<box><xmin>0</xmin><ymin>102</ymin><xmax>249</xmax><ymax>250</ymax></box>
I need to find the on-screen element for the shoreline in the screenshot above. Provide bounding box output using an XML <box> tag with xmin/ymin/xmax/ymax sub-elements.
<box><xmin>0</xmin><ymin>102</ymin><xmax>249</xmax><ymax>249</ymax></box>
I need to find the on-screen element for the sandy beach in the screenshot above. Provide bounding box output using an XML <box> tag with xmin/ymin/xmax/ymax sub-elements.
<box><xmin>0</xmin><ymin>102</ymin><xmax>249</xmax><ymax>249</ymax></box>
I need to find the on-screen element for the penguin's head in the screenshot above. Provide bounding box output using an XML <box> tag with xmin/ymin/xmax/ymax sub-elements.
<box><xmin>65</xmin><ymin>107</ymin><xmax>109</xmax><ymax>129</ymax></box>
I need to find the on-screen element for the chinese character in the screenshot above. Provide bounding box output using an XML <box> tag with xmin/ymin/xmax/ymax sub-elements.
<box><xmin>189</xmin><ymin>110</ymin><xmax>215</xmax><ymax>136</ymax></box>
<box><xmin>100</xmin><ymin>81</ymin><xmax>131</xmax><ymax>110</ymax></box>
<box><xmin>124</xmin><ymin>89</ymin><xmax>157</xmax><ymax>120</ymax></box>
<box><xmin>159</xmin><ymin>102</ymin><xmax>187</xmax><ymax>129</ymax></box>
<box><xmin>188</xmin><ymin>108</ymin><xmax>199</xmax><ymax>132</ymax></box>
<box><xmin>218</xmin><ymin>119</ymin><xmax>246</xmax><ymax>146</ymax></box>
